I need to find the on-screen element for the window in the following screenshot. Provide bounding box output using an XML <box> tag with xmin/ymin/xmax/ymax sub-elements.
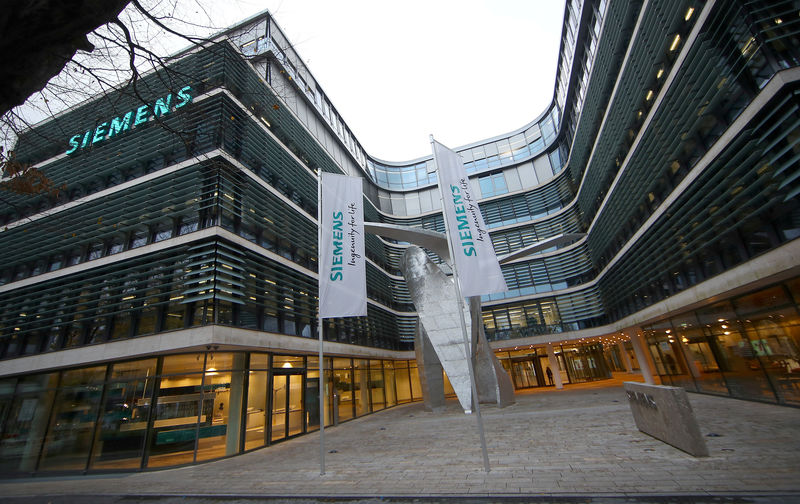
<box><xmin>31</xmin><ymin>260</ymin><xmax>46</xmax><ymax>276</ymax></box>
<box><xmin>478</xmin><ymin>172</ymin><xmax>508</xmax><ymax>198</ymax></box>
<box><xmin>48</xmin><ymin>254</ymin><xmax>64</xmax><ymax>272</ymax></box>
<box><xmin>152</xmin><ymin>222</ymin><xmax>174</xmax><ymax>243</ymax></box>
<box><xmin>129</xmin><ymin>229</ymin><xmax>148</xmax><ymax>249</ymax></box>
<box><xmin>179</xmin><ymin>216</ymin><xmax>200</xmax><ymax>235</ymax></box>
<box><xmin>87</xmin><ymin>242</ymin><xmax>104</xmax><ymax>261</ymax></box>
<box><xmin>13</xmin><ymin>265</ymin><xmax>30</xmax><ymax>281</ymax></box>
<box><xmin>108</xmin><ymin>238</ymin><xmax>124</xmax><ymax>255</ymax></box>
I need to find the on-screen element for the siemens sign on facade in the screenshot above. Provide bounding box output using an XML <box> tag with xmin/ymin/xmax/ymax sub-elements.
<box><xmin>65</xmin><ymin>85</ymin><xmax>194</xmax><ymax>155</ymax></box>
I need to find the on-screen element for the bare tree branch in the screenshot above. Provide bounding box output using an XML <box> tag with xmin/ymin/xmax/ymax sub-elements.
<box><xmin>1</xmin><ymin>0</ymin><xmax>228</xmax><ymax>196</ymax></box>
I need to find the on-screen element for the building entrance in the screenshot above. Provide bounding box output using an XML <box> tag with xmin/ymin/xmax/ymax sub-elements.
<box><xmin>506</xmin><ymin>355</ymin><xmax>549</xmax><ymax>389</ymax></box>
<box><xmin>270</xmin><ymin>373</ymin><xmax>304</xmax><ymax>442</ymax></box>
<box><xmin>510</xmin><ymin>358</ymin><xmax>539</xmax><ymax>388</ymax></box>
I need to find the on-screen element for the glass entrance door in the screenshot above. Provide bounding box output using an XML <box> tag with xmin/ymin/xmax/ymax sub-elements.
<box><xmin>270</xmin><ymin>374</ymin><xmax>303</xmax><ymax>442</ymax></box>
<box><xmin>511</xmin><ymin>359</ymin><xmax>538</xmax><ymax>388</ymax></box>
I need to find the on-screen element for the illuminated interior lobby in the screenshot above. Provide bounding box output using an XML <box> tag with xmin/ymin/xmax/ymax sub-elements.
<box><xmin>1</xmin><ymin>0</ymin><xmax>799</xmax><ymax>476</ymax></box>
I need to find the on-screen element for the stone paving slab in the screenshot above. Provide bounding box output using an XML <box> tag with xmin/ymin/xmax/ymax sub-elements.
<box><xmin>3</xmin><ymin>497</ymin><xmax>800</xmax><ymax>504</ymax></box>
<box><xmin>1</xmin><ymin>376</ymin><xmax>799</xmax><ymax>501</ymax></box>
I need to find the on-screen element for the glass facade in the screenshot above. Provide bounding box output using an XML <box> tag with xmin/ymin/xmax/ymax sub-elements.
<box><xmin>2</xmin><ymin>0</ymin><xmax>800</xmax><ymax>478</ymax></box>
<box><xmin>644</xmin><ymin>278</ymin><xmax>800</xmax><ymax>407</ymax></box>
<box><xmin>496</xmin><ymin>343</ymin><xmax>611</xmax><ymax>390</ymax></box>
<box><xmin>0</xmin><ymin>352</ymin><xmax>422</xmax><ymax>475</ymax></box>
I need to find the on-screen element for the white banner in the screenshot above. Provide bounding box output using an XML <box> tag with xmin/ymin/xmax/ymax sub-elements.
<box><xmin>318</xmin><ymin>172</ymin><xmax>367</xmax><ymax>318</ymax></box>
<box><xmin>433</xmin><ymin>140</ymin><xmax>507</xmax><ymax>298</ymax></box>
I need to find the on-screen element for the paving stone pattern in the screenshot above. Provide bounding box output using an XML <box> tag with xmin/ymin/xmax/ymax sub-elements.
<box><xmin>2</xmin><ymin>375</ymin><xmax>799</xmax><ymax>499</ymax></box>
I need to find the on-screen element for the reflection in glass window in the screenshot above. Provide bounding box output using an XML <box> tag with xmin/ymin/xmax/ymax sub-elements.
<box><xmin>479</xmin><ymin>176</ymin><xmax>494</xmax><ymax>197</ymax></box>
<box><xmin>196</xmin><ymin>355</ymin><xmax>246</xmax><ymax>461</ymax></box>
<box><xmin>542</xmin><ymin>115</ymin><xmax>556</xmax><ymax>144</ymax></box>
<box><xmin>179</xmin><ymin>217</ymin><xmax>199</xmax><ymax>235</ymax></box>
<box><xmin>91</xmin><ymin>373</ymin><xmax>153</xmax><ymax>470</ymax></box>
<box><xmin>48</xmin><ymin>254</ymin><xmax>64</xmax><ymax>272</ymax></box>
<box><xmin>129</xmin><ymin>229</ymin><xmax>148</xmax><ymax>249</ymax></box>
<box><xmin>87</xmin><ymin>242</ymin><xmax>104</xmax><ymax>260</ymax></box>
<box><xmin>0</xmin><ymin>374</ymin><xmax>58</xmax><ymax>473</ymax></box>
<box><xmin>146</xmin><ymin>372</ymin><xmax>202</xmax><ymax>468</ymax></box>
<box><xmin>549</xmin><ymin>149</ymin><xmax>563</xmax><ymax>173</ymax></box>
<box><xmin>497</xmin><ymin>139</ymin><xmax>513</xmax><ymax>163</ymax></box>
<box><xmin>332</xmin><ymin>358</ymin><xmax>354</xmax><ymax>421</ymax></box>
<box><xmin>108</xmin><ymin>238</ymin><xmax>124</xmax><ymax>255</ymax></box>
<box><xmin>353</xmin><ymin>359</ymin><xmax>370</xmax><ymax>417</ymax></box>
<box><xmin>39</xmin><ymin>366</ymin><xmax>106</xmax><ymax>471</ymax></box>
<box><xmin>153</xmin><ymin>223</ymin><xmax>173</xmax><ymax>243</ymax></box>
<box><xmin>479</xmin><ymin>172</ymin><xmax>509</xmax><ymax>198</ymax></box>
<box><xmin>245</xmin><ymin>370</ymin><xmax>268</xmax><ymax>450</ymax></box>
<box><xmin>66</xmin><ymin>249</ymin><xmax>82</xmax><ymax>266</ymax></box>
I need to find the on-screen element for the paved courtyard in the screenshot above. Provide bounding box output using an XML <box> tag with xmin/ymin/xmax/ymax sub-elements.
<box><xmin>2</xmin><ymin>374</ymin><xmax>799</xmax><ymax>502</ymax></box>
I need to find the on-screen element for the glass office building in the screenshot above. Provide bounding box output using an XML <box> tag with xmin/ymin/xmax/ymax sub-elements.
<box><xmin>1</xmin><ymin>0</ymin><xmax>799</xmax><ymax>475</ymax></box>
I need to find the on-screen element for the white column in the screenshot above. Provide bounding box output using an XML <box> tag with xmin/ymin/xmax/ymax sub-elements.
<box><xmin>545</xmin><ymin>343</ymin><xmax>564</xmax><ymax>389</ymax></box>
<box><xmin>627</xmin><ymin>329</ymin><xmax>656</xmax><ymax>385</ymax></box>
<box><xmin>618</xmin><ymin>341</ymin><xmax>633</xmax><ymax>373</ymax></box>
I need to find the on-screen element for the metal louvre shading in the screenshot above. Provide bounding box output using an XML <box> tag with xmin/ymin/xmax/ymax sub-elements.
<box><xmin>500</xmin><ymin>241</ymin><xmax>593</xmax><ymax>292</ymax></box>
<box><xmin>578</xmin><ymin>0</ymin><xmax>700</xmax><ymax>230</ymax></box>
<box><xmin>587</xmin><ymin>1</ymin><xmax>778</xmax><ymax>268</ymax></box>
<box><xmin>599</xmin><ymin>83</ymin><xmax>800</xmax><ymax>319</ymax></box>
<box><xmin>555</xmin><ymin>285</ymin><xmax>606</xmax><ymax>323</ymax></box>
<box><xmin>566</xmin><ymin>0</ymin><xmax>642</xmax><ymax>183</ymax></box>
<box><xmin>490</xmin><ymin>206</ymin><xmax>583</xmax><ymax>255</ymax></box>
<box><xmin>182</xmin><ymin>241</ymin><xmax>247</xmax><ymax>305</ymax></box>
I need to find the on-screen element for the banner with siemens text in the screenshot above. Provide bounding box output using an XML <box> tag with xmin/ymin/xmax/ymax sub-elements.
<box><xmin>432</xmin><ymin>140</ymin><xmax>507</xmax><ymax>298</ymax></box>
<box><xmin>319</xmin><ymin>172</ymin><xmax>367</xmax><ymax>318</ymax></box>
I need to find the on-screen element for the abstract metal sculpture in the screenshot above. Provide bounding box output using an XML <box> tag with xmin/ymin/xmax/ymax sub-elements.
<box><xmin>401</xmin><ymin>245</ymin><xmax>514</xmax><ymax>412</ymax></box>
<box><xmin>365</xmin><ymin>222</ymin><xmax>583</xmax><ymax>413</ymax></box>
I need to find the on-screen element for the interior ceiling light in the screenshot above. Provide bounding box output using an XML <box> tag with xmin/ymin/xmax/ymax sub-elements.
<box><xmin>670</xmin><ymin>34</ymin><xmax>681</xmax><ymax>52</ymax></box>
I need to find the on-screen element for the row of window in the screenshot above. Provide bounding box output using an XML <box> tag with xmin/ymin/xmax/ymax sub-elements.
<box><xmin>643</xmin><ymin>278</ymin><xmax>800</xmax><ymax>407</ymax></box>
<box><xmin>602</xmin><ymin>211</ymin><xmax>799</xmax><ymax>325</ymax></box>
<box><xmin>0</xmin><ymin>236</ymin><xmax>411</xmax><ymax>363</ymax></box>
<box><xmin>558</xmin><ymin>0</ymin><xmax>608</xmax><ymax>147</ymax></box>
<box><xmin>0</xmin><ymin>217</ymin><xmax>199</xmax><ymax>286</ymax></box>
<box><xmin>367</xmin><ymin>106</ymin><xmax>561</xmax><ymax>192</ymax></box>
<box><xmin>373</xmin><ymin>146</ymin><xmax>568</xmax><ymax>220</ymax></box>
<box><xmin>263</xmin><ymin>23</ymin><xmax>369</xmax><ymax>179</ymax></box>
<box><xmin>0</xmin><ymin>352</ymin><xmax>426</xmax><ymax>475</ymax></box>
<box><xmin>0</xmin><ymin>275</ymin><xmax>406</xmax><ymax>362</ymax></box>
<box><xmin>482</xmin><ymin>299</ymin><xmax>563</xmax><ymax>341</ymax></box>
<box><xmin>584</xmin><ymin>2</ymin><xmax>707</xmax><ymax>265</ymax></box>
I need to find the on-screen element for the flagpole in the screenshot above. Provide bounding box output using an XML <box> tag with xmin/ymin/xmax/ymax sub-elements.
<box><xmin>430</xmin><ymin>135</ymin><xmax>491</xmax><ymax>473</ymax></box>
<box><xmin>317</xmin><ymin>170</ymin><xmax>326</xmax><ymax>476</ymax></box>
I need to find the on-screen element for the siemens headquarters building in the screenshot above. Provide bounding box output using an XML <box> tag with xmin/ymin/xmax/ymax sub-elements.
<box><xmin>1</xmin><ymin>0</ymin><xmax>799</xmax><ymax>475</ymax></box>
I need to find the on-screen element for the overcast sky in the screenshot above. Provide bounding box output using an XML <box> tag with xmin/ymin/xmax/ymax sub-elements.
<box><xmin>211</xmin><ymin>1</ymin><xmax>566</xmax><ymax>162</ymax></box>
